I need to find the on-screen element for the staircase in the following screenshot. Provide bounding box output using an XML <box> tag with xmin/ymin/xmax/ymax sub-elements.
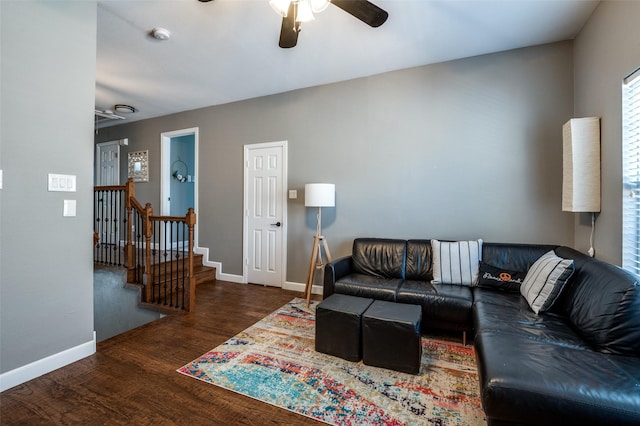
<box><xmin>135</xmin><ymin>253</ymin><xmax>216</xmax><ymax>315</ymax></box>
<box><xmin>193</xmin><ymin>254</ymin><xmax>217</xmax><ymax>286</ymax></box>
<box><xmin>127</xmin><ymin>253</ymin><xmax>215</xmax><ymax>287</ymax></box>
<box><xmin>94</xmin><ymin>179</ymin><xmax>214</xmax><ymax>313</ymax></box>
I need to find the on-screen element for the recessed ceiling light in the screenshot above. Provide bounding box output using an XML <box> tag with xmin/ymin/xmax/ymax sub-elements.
<box><xmin>114</xmin><ymin>104</ymin><xmax>136</xmax><ymax>113</ymax></box>
<box><xmin>151</xmin><ymin>27</ymin><xmax>171</xmax><ymax>41</ymax></box>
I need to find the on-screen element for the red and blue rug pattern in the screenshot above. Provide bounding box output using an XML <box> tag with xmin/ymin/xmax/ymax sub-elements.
<box><xmin>177</xmin><ymin>298</ymin><xmax>486</xmax><ymax>425</ymax></box>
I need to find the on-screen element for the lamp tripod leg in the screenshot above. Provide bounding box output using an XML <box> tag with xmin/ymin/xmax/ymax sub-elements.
<box><xmin>305</xmin><ymin>235</ymin><xmax>332</xmax><ymax>307</ymax></box>
<box><xmin>321</xmin><ymin>237</ymin><xmax>332</xmax><ymax>263</ymax></box>
<box><xmin>305</xmin><ymin>236</ymin><xmax>321</xmax><ymax>307</ymax></box>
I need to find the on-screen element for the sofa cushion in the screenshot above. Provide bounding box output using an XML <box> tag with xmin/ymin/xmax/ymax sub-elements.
<box><xmin>334</xmin><ymin>273</ymin><xmax>402</xmax><ymax>302</ymax></box>
<box><xmin>405</xmin><ymin>239</ymin><xmax>433</xmax><ymax>281</ymax></box>
<box><xmin>431</xmin><ymin>239</ymin><xmax>483</xmax><ymax>285</ymax></box>
<box><xmin>476</xmin><ymin>261</ymin><xmax>526</xmax><ymax>293</ymax></box>
<box><xmin>397</xmin><ymin>280</ymin><xmax>472</xmax><ymax>325</ymax></box>
<box><xmin>520</xmin><ymin>250</ymin><xmax>574</xmax><ymax>314</ymax></box>
<box><xmin>472</xmin><ymin>290</ymin><xmax>589</xmax><ymax>350</ymax></box>
<box><xmin>556</xmin><ymin>246</ymin><xmax>640</xmax><ymax>355</ymax></box>
<box><xmin>482</xmin><ymin>242</ymin><xmax>558</xmax><ymax>272</ymax></box>
<box><xmin>352</xmin><ymin>238</ymin><xmax>406</xmax><ymax>279</ymax></box>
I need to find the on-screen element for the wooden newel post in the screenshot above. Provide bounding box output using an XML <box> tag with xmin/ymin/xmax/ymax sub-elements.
<box><xmin>125</xmin><ymin>178</ymin><xmax>135</xmax><ymax>202</ymax></box>
<box><xmin>143</xmin><ymin>203</ymin><xmax>154</xmax><ymax>302</ymax></box>
<box><xmin>124</xmin><ymin>178</ymin><xmax>135</xmax><ymax>269</ymax></box>
<box><xmin>185</xmin><ymin>208</ymin><xmax>196</xmax><ymax>311</ymax></box>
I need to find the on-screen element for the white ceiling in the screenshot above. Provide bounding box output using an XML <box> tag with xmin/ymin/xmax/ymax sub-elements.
<box><xmin>95</xmin><ymin>0</ymin><xmax>599</xmax><ymax>127</ymax></box>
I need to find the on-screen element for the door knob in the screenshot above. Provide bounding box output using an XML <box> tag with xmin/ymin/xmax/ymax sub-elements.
<box><xmin>271</xmin><ymin>221</ymin><xmax>281</xmax><ymax>227</ymax></box>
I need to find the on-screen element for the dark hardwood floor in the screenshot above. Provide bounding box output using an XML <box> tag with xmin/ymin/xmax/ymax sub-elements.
<box><xmin>1</xmin><ymin>281</ymin><xmax>324</xmax><ymax>425</ymax></box>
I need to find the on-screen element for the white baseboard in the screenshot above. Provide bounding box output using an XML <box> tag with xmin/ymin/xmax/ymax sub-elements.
<box><xmin>283</xmin><ymin>281</ymin><xmax>323</xmax><ymax>295</ymax></box>
<box><xmin>0</xmin><ymin>332</ymin><xmax>96</xmax><ymax>392</ymax></box>
<box><xmin>194</xmin><ymin>246</ymin><xmax>322</xmax><ymax>294</ymax></box>
<box><xmin>195</xmin><ymin>246</ymin><xmax>244</xmax><ymax>283</ymax></box>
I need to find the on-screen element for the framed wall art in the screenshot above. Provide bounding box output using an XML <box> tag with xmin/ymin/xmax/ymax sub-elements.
<box><xmin>128</xmin><ymin>150</ymin><xmax>149</xmax><ymax>182</ymax></box>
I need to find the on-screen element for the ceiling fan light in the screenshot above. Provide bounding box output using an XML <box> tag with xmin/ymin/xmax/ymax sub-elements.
<box><xmin>296</xmin><ymin>0</ymin><xmax>315</xmax><ymax>22</ymax></box>
<box><xmin>269</xmin><ymin>0</ymin><xmax>291</xmax><ymax>17</ymax></box>
<box><xmin>310</xmin><ymin>0</ymin><xmax>330</xmax><ymax>13</ymax></box>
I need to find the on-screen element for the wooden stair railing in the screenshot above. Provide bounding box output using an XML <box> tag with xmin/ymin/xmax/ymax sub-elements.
<box><xmin>94</xmin><ymin>178</ymin><xmax>199</xmax><ymax>313</ymax></box>
<box><xmin>93</xmin><ymin>179</ymin><xmax>134</xmax><ymax>267</ymax></box>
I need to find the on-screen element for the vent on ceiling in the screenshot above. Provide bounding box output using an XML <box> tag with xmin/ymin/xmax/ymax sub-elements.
<box><xmin>94</xmin><ymin>109</ymin><xmax>126</xmax><ymax>125</ymax></box>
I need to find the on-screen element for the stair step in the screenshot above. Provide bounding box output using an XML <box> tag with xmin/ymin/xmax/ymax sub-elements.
<box><xmin>125</xmin><ymin>251</ymin><xmax>215</xmax><ymax>312</ymax></box>
<box><xmin>138</xmin><ymin>301</ymin><xmax>188</xmax><ymax>315</ymax></box>
<box><xmin>149</xmin><ymin>266</ymin><xmax>216</xmax><ymax>286</ymax></box>
<box><xmin>128</xmin><ymin>253</ymin><xmax>208</xmax><ymax>279</ymax></box>
<box><xmin>148</xmin><ymin>253</ymin><xmax>204</xmax><ymax>268</ymax></box>
<box><xmin>194</xmin><ymin>266</ymin><xmax>216</xmax><ymax>286</ymax></box>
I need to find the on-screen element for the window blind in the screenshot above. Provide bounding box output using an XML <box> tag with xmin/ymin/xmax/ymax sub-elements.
<box><xmin>622</xmin><ymin>67</ymin><xmax>640</xmax><ymax>276</ymax></box>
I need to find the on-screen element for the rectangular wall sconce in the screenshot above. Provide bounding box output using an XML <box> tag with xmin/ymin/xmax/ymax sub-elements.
<box><xmin>562</xmin><ymin>117</ymin><xmax>601</xmax><ymax>212</ymax></box>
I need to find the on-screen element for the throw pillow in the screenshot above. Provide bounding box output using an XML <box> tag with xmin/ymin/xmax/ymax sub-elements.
<box><xmin>431</xmin><ymin>239</ymin><xmax>483</xmax><ymax>286</ymax></box>
<box><xmin>520</xmin><ymin>250</ymin><xmax>574</xmax><ymax>314</ymax></box>
<box><xmin>476</xmin><ymin>262</ymin><xmax>526</xmax><ymax>293</ymax></box>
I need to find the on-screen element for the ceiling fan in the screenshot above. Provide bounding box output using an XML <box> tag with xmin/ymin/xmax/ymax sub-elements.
<box><xmin>198</xmin><ymin>0</ymin><xmax>388</xmax><ymax>49</ymax></box>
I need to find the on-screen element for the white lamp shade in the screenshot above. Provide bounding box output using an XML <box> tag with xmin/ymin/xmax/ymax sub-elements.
<box><xmin>305</xmin><ymin>183</ymin><xmax>335</xmax><ymax>207</ymax></box>
<box><xmin>562</xmin><ymin>117</ymin><xmax>601</xmax><ymax>212</ymax></box>
<box><xmin>310</xmin><ymin>0</ymin><xmax>330</xmax><ymax>13</ymax></box>
<box><xmin>296</xmin><ymin>0</ymin><xmax>315</xmax><ymax>22</ymax></box>
<box><xmin>269</xmin><ymin>0</ymin><xmax>291</xmax><ymax>17</ymax></box>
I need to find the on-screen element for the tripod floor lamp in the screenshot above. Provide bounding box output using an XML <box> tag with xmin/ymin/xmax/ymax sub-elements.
<box><xmin>304</xmin><ymin>183</ymin><xmax>335</xmax><ymax>307</ymax></box>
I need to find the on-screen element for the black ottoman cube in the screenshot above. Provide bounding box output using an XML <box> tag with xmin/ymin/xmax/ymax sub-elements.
<box><xmin>362</xmin><ymin>300</ymin><xmax>422</xmax><ymax>374</ymax></box>
<box><xmin>315</xmin><ymin>294</ymin><xmax>374</xmax><ymax>362</ymax></box>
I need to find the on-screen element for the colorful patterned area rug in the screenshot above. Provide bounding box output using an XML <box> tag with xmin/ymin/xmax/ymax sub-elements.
<box><xmin>177</xmin><ymin>298</ymin><xmax>486</xmax><ymax>425</ymax></box>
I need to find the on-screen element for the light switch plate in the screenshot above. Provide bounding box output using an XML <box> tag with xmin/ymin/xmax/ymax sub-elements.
<box><xmin>63</xmin><ymin>200</ymin><xmax>77</xmax><ymax>217</ymax></box>
<box><xmin>289</xmin><ymin>190</ymin><xmax>297</xmax><ymax>199</ymax></box>
<box><xmin>48</xmin><ymin>174</ymin><xmax>76</xmax><ymax>192</ymax></box>
<box><xmin>0</xmin><ymin>170</ymin><xmax>3</xmax><ymax>189</ymax></box>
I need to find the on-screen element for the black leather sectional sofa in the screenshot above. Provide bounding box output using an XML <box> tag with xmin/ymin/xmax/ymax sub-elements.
<box><xmin>323</xmin><ymin>238</ymin><xmax>640</xmax><ymax>425</ymax></box>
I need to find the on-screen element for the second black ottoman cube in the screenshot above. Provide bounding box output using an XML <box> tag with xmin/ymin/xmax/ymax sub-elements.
<box><xmin>362</xmin><ymin>300</ymin><xmax>422</xmax><ymax>374</ymax></box>
<box><xmin>316</xmin><ymin>294</ymin><xmax>374</xmax><ymax>362</ymax></box>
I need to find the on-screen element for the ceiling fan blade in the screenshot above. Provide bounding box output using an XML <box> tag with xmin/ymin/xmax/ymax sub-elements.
<box><xmin>332</xmin><ymin>0</ymin><xmax>388</xmax><ymax>27</ymax></box>
<box><xmin>279</xmin><ymin>2</ymin><xmax>299</xmax><ymax>48</ymax></box>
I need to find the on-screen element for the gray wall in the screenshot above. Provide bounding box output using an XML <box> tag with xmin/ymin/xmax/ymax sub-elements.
<box><xmin>96</xmin><ymin>41</ymin><xmax>576</xmax><ymax>283</ymax></box>
<box><xmin>573</xmin><ymin>0</ymin><xmax>640</xmax><ymax>265</ymax></box>
<box><xmin>94</xmin><ymin>266</ymin><xmax>161</xmax><ymax>343</ymax></box>
<box><xmin>1</xmin><ymin>1</ymin><xmax>97</xmax><ymax>373</ymax></box>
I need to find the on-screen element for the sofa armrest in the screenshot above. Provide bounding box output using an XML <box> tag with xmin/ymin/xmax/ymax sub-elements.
<box><xmin>323</xmin><ymin>256</ymin><xmax>353</xmax><ymax>298</ymax></box>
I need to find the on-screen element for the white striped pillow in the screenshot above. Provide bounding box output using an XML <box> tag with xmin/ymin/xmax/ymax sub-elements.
<box><xmin>431</xmin><ymin>239</ymin><xmax>483</xmax><ymax>286</ymax></box>
<box><xmin>520</xmin><ymin>250</ymin><xmax>574</xmax><ymax>314</ymax></box>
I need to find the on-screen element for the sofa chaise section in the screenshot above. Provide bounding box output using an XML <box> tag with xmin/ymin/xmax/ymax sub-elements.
<box><xmin>473</xmin><ymin>246</ymin><xmax>640</xmax><ymax>425</ymax></box>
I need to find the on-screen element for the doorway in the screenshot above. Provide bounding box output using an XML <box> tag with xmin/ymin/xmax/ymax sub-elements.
<box><xmin>95</xmin><ymin>139</ymin><xmax>123</xmax><ymax>185</ymax></box>
<box><xmin>95</xmin><ymin>139</ymin><xmax>126</xmax><ymax>246</ymax></box>
<box><xmin>243</xmin><ymin>141</ymin><xmax>288</xmax><ymax>287</ymax></box>
<box><xmin>161</xmin><ymin>128</ymin><xmax>199</xmax><ymax>247</ymax></box>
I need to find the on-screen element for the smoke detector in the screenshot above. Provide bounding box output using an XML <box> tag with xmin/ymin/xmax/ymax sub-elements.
<box><xmin>151</xmin><ymin>27</ymin><xmax>171</xmax><ymax>40</ymax></box>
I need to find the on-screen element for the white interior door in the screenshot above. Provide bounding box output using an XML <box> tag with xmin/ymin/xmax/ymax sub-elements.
<box><xmin>95</xmin><ymin>141</ymin><xmax>120</xmax><ymax>186</ymax></box>
<box><xmin>95</xmin><ymin>141</ymin><xmax>121</xmax><ymax>245</ymax></box>
<box><xmin>244</xmin><ymin>142</ymin><xmax>287</xmax><ymax>287</ymax></box>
